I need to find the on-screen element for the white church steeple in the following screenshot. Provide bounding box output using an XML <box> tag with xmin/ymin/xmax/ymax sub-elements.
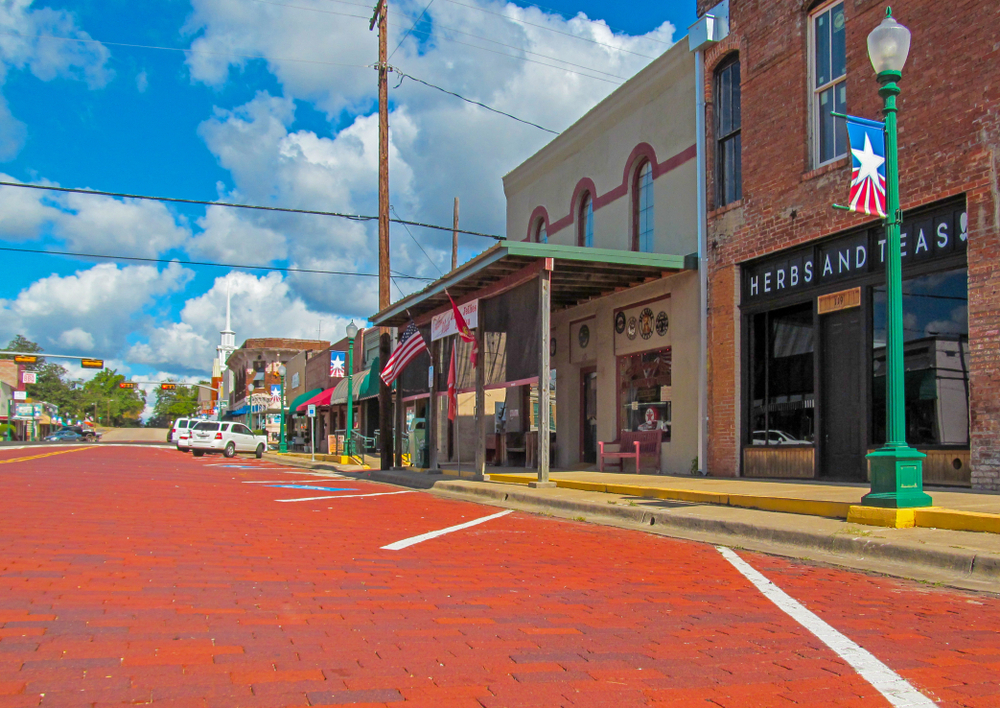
<box><xmin>217</xmin><ymin>281</ymin><xmax>236</xmax><ymax>367</ymax></box>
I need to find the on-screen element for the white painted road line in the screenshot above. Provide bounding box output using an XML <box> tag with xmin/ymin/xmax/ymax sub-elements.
<box><xmin>276</xmin><ymin>490</ymin><xmax>416</xmax><ymax>503</ymax></box>
<box><xmin>382</xmin><ymin>510</ymin><xmax>514</xmax><ymax>551</ymax></box>
<box><xmin>243</xmin><ymin>480</ymin><xmax>342</xmax><ymax>484</ymax></box>
<box><xmin>717</xmin><ymin>547</ymin><xmax>935</xmax><ymax>708</ymax></box>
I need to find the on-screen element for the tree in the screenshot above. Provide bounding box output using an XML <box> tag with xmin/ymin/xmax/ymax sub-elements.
<box><xmin>1</xmin><ymin>335</ymin><xmax>43</xmax><ymax>359</ymax></box>
<box><xmin>80</xmin><ymin>369</ymin><xmax>146</xmax><ymax>427</ymax></box>
<box><xmin>146</xmin><ymin>383</ymin><xmax>203</xmax><ymax>428</ymax></box>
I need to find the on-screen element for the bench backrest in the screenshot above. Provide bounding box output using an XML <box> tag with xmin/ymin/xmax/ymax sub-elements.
<box><xmin>619</xmin><ymin>430</ymin><xmax>662</xmax><ymax>454</ymax></box>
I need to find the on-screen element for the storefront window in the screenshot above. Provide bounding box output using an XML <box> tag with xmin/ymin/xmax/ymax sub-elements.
<box><xmin>618</xmin><ymin>347</ymin><xmax>671</xmax><ymax>440</ymax></box>
<box><xmin>749</xmin><ymin>303</ymin><xmax>815</xmax><ymax>446</ymax></box>
<box><xmin>871</xmin><ymin>268</ymin><xmax>969</xmax><ymax>446</ymax></box>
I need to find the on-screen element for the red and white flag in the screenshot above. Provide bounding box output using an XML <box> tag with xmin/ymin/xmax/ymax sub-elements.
<box><xmin>380</xmin><ymin>322</ymin><xmax>427</xmax><ymax>386</ymax></box>
<box><xmin>447</xmin><ymin>292</ymin><xmax>478</xmax><ymax>367</ymax></box>
<box><xmin>447</xmin><ymin>346</ymin><xmax>457</xmax><ymax>422</ymax></box>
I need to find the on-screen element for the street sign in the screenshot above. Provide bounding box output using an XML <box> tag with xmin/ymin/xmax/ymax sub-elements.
<box><xmin>80</xmin><ymin>359</ymin><xmax>104</xmax><ymax>369</ymax></box>
<box><xmin>119</xmin><ymin>382</ymin><xmax>137</xmax><ymax>389</ymax></box>
<box><xmin>13</xmin><ymin>355</ymin><xmax>37</xmax><ymax>364</ymax></box>
<box><xmin>13</xmin><ymin>390</ymin><xmax>26</xmax><ymax>401</ymax></box>
<box><xmin>160</xmin><ymin>383</ymin><xmax>177</xmax><ymax>390</ymax></box>
<box><xmin>21</xmin><ymin>372</ymin><xmax>36</xmax><ymax>384</ymax></box>
<box><xmin>307</xmin><ymin>404</ymin><xmax>317</xmax><ymax>418</ymax></box>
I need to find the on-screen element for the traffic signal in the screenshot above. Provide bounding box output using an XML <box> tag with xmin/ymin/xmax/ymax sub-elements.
<box><xmin>160</xmin><ymin>383</ymin><xmax>177</xmax><ymax>391</ymax></box>
<box><xmin>13</xmin><ymin>355</ymin><xmax>37</xmax><ymax>364</ymax></box>
<box><xmin>118</xmin><ymin>382</ymin><xmax>137</xmax><ymax>389</ymax></box>
<box><xmin>81</xmin><ymin>359</ymin><xmax>104</xmax><ymax>369</ymax></box>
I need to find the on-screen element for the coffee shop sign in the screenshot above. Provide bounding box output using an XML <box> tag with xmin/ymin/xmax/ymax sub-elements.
<box><xmin>744</xmin><ymin>204</ymin><xmax>966</xmax><ymax>303</ymax></box>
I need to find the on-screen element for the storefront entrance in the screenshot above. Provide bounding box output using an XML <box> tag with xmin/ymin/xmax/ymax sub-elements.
<box><xmin>820</xmin><ymin>307</ymin><xmax>864</xmax><ymax>480</ymax></box>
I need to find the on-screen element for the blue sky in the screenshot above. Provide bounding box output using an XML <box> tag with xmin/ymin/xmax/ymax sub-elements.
<box><xmin>0</xmin><ymin>0</ymin><xmax>695</xmax><ymax>390</ymax></box>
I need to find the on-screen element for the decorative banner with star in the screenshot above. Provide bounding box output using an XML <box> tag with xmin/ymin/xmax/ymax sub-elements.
<box><xmin>845</xmin><ymin>115</ymin><xmax>887</xmax><ymax>218</ymax></box>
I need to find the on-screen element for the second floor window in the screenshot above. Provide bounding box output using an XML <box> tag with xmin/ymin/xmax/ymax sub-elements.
<box><xmin>813</xmin><ymin>1</ymin><xmax>847</xmax><ymax>165</ymax></box>
<box><xmin>634</xmin><ymin>161</ymin><xmax>654</xmax><ymax>252</ymax></box>
<box><xmin>716</xmin><ymin>56</ymin><xmax>742</xmax><ymax>206</ymax></box>
<box><xmin>579</xmin><ymin>192</ymin><xmax>594</xmax><ymax>247</ymax></box>
<box><xmin>536</xmin><ymin>219</ymin><xmax>547</xmax><ymax>243</ymax></box>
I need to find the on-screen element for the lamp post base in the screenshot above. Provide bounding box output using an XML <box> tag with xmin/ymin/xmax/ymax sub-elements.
<box><xmin>863</xmin><ymin>445</ymin><xmax>932</xmax><ymax>508</ymax></box>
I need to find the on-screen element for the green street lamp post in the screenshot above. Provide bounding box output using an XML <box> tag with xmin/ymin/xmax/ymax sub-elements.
<box><xmin>862</xmin><ymin>9</ymin><xmax>932</xmax><ymax>509</ymax></box>
<box><xmin>345</xmin><ymin>320</ymin><xmax>358</xmax><ymax>458</ymax></box>
<box><xmin>279</xmin><ymin>364</ymin><xmax>288</xmax><ymax>454</ymax></box>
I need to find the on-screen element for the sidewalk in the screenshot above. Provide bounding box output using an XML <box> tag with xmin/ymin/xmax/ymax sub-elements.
<box><xmin>263</xmin><ymin>454</ymin><xmax>1000</xmax><ymax>593</ymax></box>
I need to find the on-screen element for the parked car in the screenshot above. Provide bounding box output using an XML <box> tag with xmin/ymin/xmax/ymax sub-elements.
<box><xmin>176</xmin><ymin>425</ymin><xmax>193</xmax><ymax>452</ymax></box>
<box><xmin>56</xmin><ymin>425</ymin><xmax>101</xmax><ymax>442</ymax></box>
<box><xmin>44</xmin><ymin>430</ymin><xmax>89</xmax><ymax>443</ymax></box>
<box><xmin>168</xmin><ymin>418</ymin><xmax>196</xmax><ymax>445</ymax></box>
<box><xmin>189</xmin><ymin>422</ymin><xmax>267</xmax><ymax>459</ymax></box>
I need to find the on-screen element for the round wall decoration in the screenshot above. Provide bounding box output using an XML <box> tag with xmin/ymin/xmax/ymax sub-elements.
<box><xmin>626</xmin><ymin>316</ymin><xmax>637</xmax><ymax>340</ymax></box>
<box><xmin>578</xmin><ymin>324</ymin><xmax>590</xmax><ymax>349</ymax></box>
<box><xmin>550</xmin><ymin>337</ymin><xmax>557</xmax><ymax>357</ymax></box>
<box><xmin>639</xmin><ymin>308</ymin><xmax>654</xmax><ymax>339</ymax></box>
<box><xmin>656</xmin><ymin>311</ymin><xmax>669</xmax><ymax>336</ymax></box>
<box><xmin>614</xmin><ymin>311</ymin><xmax>626</xmax><ymax>334</ymax></box>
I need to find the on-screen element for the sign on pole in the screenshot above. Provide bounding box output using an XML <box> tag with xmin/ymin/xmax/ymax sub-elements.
<box><xmin>13</xmin><ymin>390</ymin><xmax>26</xmax><ymax>401</ymax></box>
<box><xmin>21</xmin><ymin>372</ymin><xmax>36</xmax><ymax>384</ymax></box>
<box><xmin>307</xmin><ymin>404</ymin><xmax>317</xmax><ymax>418</ymax></box>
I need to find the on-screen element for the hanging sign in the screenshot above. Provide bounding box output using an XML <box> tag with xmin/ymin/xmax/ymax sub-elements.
<box><xmin>817</xmin><ymin>287</ymin><xmax>861</xmax><ymax>315</ymax></box>
<box><xmin>431</xmin><ymin>299</ymin><xmax>478</xmax><ymax>341</ymax></box>
<box><xmin>614</xmin><ymin>296</ymin><xmax>672</xmax><ymax>356</ymax></box>
<box><xmin>22</xmin><ymin>372</ymin><xmax>36</xmax><ymax>384</ymax></box>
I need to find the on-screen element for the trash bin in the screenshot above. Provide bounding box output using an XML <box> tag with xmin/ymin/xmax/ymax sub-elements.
<box><xmin>408</xmin><ymin>417</ymin><xmax>427</xmax><ymax>468</ymax></box>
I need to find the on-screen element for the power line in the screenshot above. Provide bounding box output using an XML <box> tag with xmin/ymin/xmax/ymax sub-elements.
<box><xmin>390</xmin><ymin>205</ymin><xmax>445</xmax><ymax>277</ymax></box>
<box><xmin>0</xmin><ymin>181</ymin><xmax>504</xmax><ymax>239</ymax></box>
<box><xmin>389</xmin><ymin>0</ymin><xmax>435</xmax><ymax>59</ymax></box>
<box><xmin>504</xmin><ymin>0</ymin><xmax>674</xmax><ymax>46</ymax></box>
<box><xmin>392</xmin><ymin>69</ymin><xmax>558</xmax><ymax>134</ymax></box>
<box><xmin>0</xmin><ymin>245</ymin><xmax>436</xmax><ymax>281</ymax></box>
<box><xmin>437</xmin><ymin>0</ymin><xmax>659</xmax><ymax>59</ymax></box>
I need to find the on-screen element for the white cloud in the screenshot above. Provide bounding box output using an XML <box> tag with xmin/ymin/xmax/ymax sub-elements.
<box><xmin>127</xmin><ymin>271</ymin><xmax>353</xmax><ymax>372</ymax></box>
<box><xmin>135</xmin><ymin>69</ymin><xmax>148</xmax><ymax>93</ymax></box>
<box><xmin>0</xmin><ymin>0</ymin><xmax>112</xmax><ymax>159</ymax></box>
<box><xmin>0</xmin><ymin>261</ymin><xmax>194</xmax><ymax>355</ymax></box>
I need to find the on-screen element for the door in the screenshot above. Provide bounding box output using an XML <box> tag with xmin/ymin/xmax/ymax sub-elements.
<box><xmin>820</xmin><ymin>308</ymin><xmax>865</xmax><ymax>480</ymax></box>
<box><xmin>581</xmin><ymin>369</ymin><xmax>598</xmax><ymax>464</ymax></box>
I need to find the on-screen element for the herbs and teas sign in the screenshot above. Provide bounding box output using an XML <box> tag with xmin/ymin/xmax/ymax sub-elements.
<box><xmin>743</xmin><ymin>203</ymin><xmax>966</xmax><ymax>304</ymax></box>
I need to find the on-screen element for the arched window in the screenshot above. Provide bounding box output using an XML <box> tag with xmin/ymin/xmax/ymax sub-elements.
<box><xmin>578</xmin><ymin>192</ymin><xmax>594</xmax><ymax>247</ymax></box>
<box><xmin>535</xmin><ymin>219</ymin><xmax>547</xmax><ymax>244</ymax></box>
<box><xmin>633</xmin><ymin>160</ymin><xmax>654</xmax><ymax>252</ymax></box>
<box><xmin>715</xmin><ymin>54</ymin><xmax>742</xmax><ymax>206</ymax></box>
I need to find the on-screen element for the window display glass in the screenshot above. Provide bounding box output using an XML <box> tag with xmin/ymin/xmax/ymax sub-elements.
<box><xmin>871</xmin><ymin>267</ymin><xmax>969</xmax><ymax>446</ymax></box>
<box><xmin>749</xmin><ymin>302</ymin><xmax>815</xmax><ymax>446</ymax></box>
<box><xmin>618</xmin><ymin>347</ymin><xmax>671</xmax><ymax>440</ymax></box>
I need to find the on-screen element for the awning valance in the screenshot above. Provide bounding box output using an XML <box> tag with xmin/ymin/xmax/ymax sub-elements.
<box><xmin>287</xmin><ymin>388</ymin><xmax>322</xmax><ymax>416</ymax></box>
<box><xmin>329</xmin><ymin>369</ymin><xmax>371</xmax><ymax>405</ymax></box>
<box><xmin>359</xmin><ymin>355</ymin><xmax>381</xmax><ymax>400</ymax></box>
<box><xmin>297</xmin><ymin>386</ymin><xmax>335</xmax><ymax>412</ymax></box>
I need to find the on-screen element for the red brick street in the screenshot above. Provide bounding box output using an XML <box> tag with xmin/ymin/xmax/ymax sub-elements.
<box><xmin>0</xmin><ymin>445</ymin><xmax>997</xmax><ymax>707</ymax></box>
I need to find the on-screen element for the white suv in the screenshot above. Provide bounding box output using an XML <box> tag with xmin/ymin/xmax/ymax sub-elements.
<box><xmin>170</xmin><ymin>418</ymin><xmax>195</xmax><ymax>448</ymax></box>
<box><xmin>190</xmin><ymin>422</ymin><xmax>268</xmax><ymax>459</ymax></box>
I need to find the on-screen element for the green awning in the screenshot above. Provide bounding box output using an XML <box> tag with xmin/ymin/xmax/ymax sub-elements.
<box><xmin>287</xmin><ymin>388</ymin><xmax>322</xmax><ymax>416</ymax></box>
<box><xmin>359</xmin><ymin>355</ymin><xmax>381</xmax><ymax>400</ymax></box>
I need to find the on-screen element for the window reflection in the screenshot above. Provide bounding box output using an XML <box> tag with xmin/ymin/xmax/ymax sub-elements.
<box><xmin>749</xmin><ymin>303</ymin><xmax>815</xmax><ymax>446</ymax></box>
<box><xmin>871</xmin><ymin>267</ymin><xmax>969</xmax><ymax>446</ymax></box>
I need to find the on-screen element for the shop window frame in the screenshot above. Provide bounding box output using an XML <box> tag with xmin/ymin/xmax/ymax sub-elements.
<box><xmin>809</xmin><ymin>0</ymin><xmax>848</xmax><ymax>168</ymax></box>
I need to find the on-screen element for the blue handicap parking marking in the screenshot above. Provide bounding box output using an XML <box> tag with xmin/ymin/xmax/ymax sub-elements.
<box><xmin>268</xmin><ymin>484</ymin><xmax>358</xmax><ymax>492</ymax></box>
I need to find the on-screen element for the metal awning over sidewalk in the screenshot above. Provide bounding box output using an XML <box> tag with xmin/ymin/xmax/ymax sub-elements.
<box><xmin>371</xmin><ymin>240</ymin><xmax>694</xmax><ymax>328</ymax></box>
<box><xmin>370</xmin><ymin>240</ymin><xmax>694</xmax><ymax>483</ymax></box>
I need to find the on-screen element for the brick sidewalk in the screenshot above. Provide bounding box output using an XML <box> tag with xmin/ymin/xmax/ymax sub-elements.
<box><xmin>0</xmin><ymin>447</ymin><xmax>998</xmax><ymax>707</ymax></box>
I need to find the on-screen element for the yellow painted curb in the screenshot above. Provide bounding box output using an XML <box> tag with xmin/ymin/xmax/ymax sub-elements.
<box><xmin>847</xmin><ymin>505</ymin><xmax>916</xmax><ymax>528</ymax></box>
<box><xmin>914</xmin><ymin>508</ymin><xmax>1000</xmax><ymax>534</ymax></box>
<box><xmin>340</xmin><ymin>456</ymin><xmax>351</xmax><ymax>465</ymax></box>
<box><xmin>486</xmin><ymin>473</ymin><xmax>533</xmax><ymax>485</ymax></box>
<box><xmin>730</xmin><ymin>494</ymin><xmax>851</xmax><ymax>519</ymax></box>
<box><xmin>557</xmin><ymin>480</ymin><xmax>609</xmax><ymax>493</ymax></box>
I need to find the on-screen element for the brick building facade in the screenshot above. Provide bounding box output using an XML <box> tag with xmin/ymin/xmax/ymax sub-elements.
<box><xmin>698</xmin><ymin>0</ymin><xmax>1000</xmax><ymax>488</ymax></box>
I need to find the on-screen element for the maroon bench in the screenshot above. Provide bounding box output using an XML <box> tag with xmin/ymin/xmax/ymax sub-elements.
<box><xmin>598</xmin><ymin>430</ymin><xmax>662</xmax><ymax>473</ymax></box>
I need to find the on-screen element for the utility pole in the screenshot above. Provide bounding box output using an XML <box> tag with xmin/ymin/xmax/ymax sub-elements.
<box><xmin>371</xmin><ymin>0</ymin><xmax>393</xmax><ymax>471</ymax></box>
<box><xmin>452</xmin><ymin>197</ymin><xmax>459</xmax><ymax>271</ymax></box>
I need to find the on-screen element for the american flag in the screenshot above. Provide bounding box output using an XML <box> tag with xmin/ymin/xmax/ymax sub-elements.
<box><xmin>846</xmin><ymin>116</ymin><xmax>887</xmax><ymax>218</ymax></box>
<box><xmin>380</xmin><ymin>322</ymin><xmax>427</xmax><ymax>386</ymax></box>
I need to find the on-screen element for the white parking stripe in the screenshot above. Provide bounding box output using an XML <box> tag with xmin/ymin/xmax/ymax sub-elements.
<box><xmin>717</xmin><ymin>547</ymin><xmax>935</xmax><ymax>708</ymax></box>
<box><xmin>243</xmin><ymin>480</ymin><xmax>338</xmax><ymax>484</ymax></box>
<box><xmin>381</xmin><ymin>510</ymin><xmax>514</xmax><ymax>551</ymax></box>
<box><xmin>276</xmin><ymin>490</ymin><xmax>415</xmax><ymax>502</ymax></box>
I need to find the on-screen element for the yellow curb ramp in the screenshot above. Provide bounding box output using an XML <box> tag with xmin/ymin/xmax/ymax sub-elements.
<box><xmin>847</xmin><ymin>505</ymin><xmax>916</xmax><ymax>528</ymax></box>
<box><xmin>914</xmin><ymin>508</ymin><xmax>1000</xmax><ymax>534</ymax></box>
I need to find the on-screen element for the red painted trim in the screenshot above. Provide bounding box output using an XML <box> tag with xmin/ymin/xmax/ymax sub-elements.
<box><xmin>540</xmin><ymin>143</ymin><xmax>698</xmax><ymax>238</ymax></box>
<box><xmin>485</xmin><ymin>376</ymin><xmax>539</xmax><ymax>391</ymax></box>
<box><xmin>402</xmin><ymin>393</ymin><xmax>430</xmax><ymax>403</ymax></box>
<box><xmin>526</xmin><ymin>206</ymin><xmax>550</xmax><ymax>242</ymax></box>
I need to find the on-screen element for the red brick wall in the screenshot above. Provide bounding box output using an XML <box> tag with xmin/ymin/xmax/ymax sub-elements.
<box><xmin>700</xmin><ymin>0</ymin><xmax>1000</xmax><ymax>488</ymax></box>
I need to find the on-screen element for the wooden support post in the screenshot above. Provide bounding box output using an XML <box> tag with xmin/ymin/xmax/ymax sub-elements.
<box><xmin>428</xmin><ymin>339</ymin><xmax>439</xmax><ymax>470</ymax></box>
<box><xmin>532</xmin><ymin>263</ymin><xmax>554</xmax><ymax>488</ymax></box>
<box><xmin>394</xmin><ymin>377</ymin><xmax>403</xmax><ymax>468</ymax></box>
<box><xmin>474</xmin><ymin>324</ymin><xmax>486</xmax><ymax>481</ymax></box>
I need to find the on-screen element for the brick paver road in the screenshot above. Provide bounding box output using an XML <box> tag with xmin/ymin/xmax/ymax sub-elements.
<box><xmin>0</xmin><ymin>445</ymin><xmax>997</xmax><ymax>707</ymax></box>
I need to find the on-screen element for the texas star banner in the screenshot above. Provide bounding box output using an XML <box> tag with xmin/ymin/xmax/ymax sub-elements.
<box><xmin>845</xmin><ymin>115</ymin><xmax>887</xmax><ymax>218</ymax></box>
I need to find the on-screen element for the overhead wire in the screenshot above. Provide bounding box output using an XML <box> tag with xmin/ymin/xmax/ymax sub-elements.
<box><xmin>391</xmin><ymin>69</ymin><xmax>558</xmax><ymax>134</ymax></box>
<box><xmin>389</xmin><ymin>0</ymin><xmax>435</xmax><ymax>59</ymax></box>
<box><xmin>501</xmin><ymin>0</ymin><xmax>674</xmax><ymax>46</ymax></box>
<box><xmin>0</xmin><ymin>245</ymin><xmax>435</xmax><ymax>281</ymax></box>
<box><xmin>390</xmin><ymin>205</ymin><xmax>445</xmax><ymax>277</ymax></box>
<box><xmin>0</xmin><ymin>182</ymin><xmax>504</xmax><ymax>240</ymax></box>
